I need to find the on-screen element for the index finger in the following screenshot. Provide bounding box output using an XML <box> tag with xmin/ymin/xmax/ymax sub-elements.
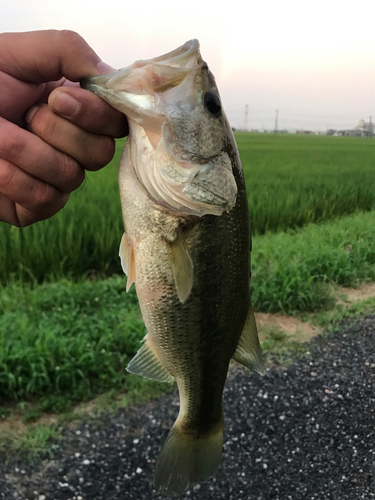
<box><xmin>0</xmin><ymin>30</ymin><xmax>104</xmax><ymax>84</ymax></box>
<box><xmin>48</xmin><ymin>86</ymin><xmax>129</xmax><ymax>138</ymax></box>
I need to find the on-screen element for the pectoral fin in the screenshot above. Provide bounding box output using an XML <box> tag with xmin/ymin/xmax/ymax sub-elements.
<box><xmin>126</xmin><ymin>339</ymin><xmax>175</xmax><ymax>383</ymax></box>
<box><xmin>167</xmin><ymin>230</ymin><xmax>193</xmax><ymax>303</ymax></box>
<box><xmin>119</xmin><ymin>232</ymin><xmax>136</xmax><ymax>292</ymax></box>
<box><xmin>232</xmin><ymin>302</ymin><xmax>266</xmax><ymax>375</ymax></box>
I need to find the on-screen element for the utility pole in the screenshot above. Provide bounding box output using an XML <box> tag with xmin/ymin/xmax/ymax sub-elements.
<box><xmin>274</xmin><ymin>109</ymin><xmax>279</xmax><ymax>133</ymax></box>
<box><xmin>369</xmin><ymin>116</ymin><xmax>373</xmax><ymax>138</ymax></box>
<box><xmin>244</xmin><ymin>104</ymin><xmax>249</xmax><ymax>131</ymax></box>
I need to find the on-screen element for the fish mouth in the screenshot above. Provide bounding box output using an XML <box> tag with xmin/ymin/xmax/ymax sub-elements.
<box><xmin>131</xmin><ymin>39</ymin><xmax>201</xmax><ymax>70</ymax></box>
<box><xmin>81</xmin><ymin>41</ymin><xmax>238</xmax><ymax>218</ymax></box>
<box><xmin>80</xmin><ymin>40</ymin><xmax>202</xmax><ymax>112</ymax></box>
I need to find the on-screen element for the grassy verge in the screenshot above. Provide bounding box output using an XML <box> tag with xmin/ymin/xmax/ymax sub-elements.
<box><xmin>0</xmin><ymin>424</ymin><xmax>62</xmax><ymax>462</ymax></box>
<box><xmin>1</xmin><ymin>210</ymin><xmax>374</xmax><ymax>414</ymax></box>
<box><xmin>251</xmin><ymin>210</ymin><xmax>375</xmax><ymax>313</ymax></box>
<box><xmin>0</xmin><ymin>277</ymin><xmax>147</xmax><ymax>413</ymax></box>
<box><xmin>0</xmin><ymin>140</ymin><xmax>125</xmax><ymax>285</ymax></box>
<box><xmin>2</xmin><ymin>300</ymin><xmax>374</xmax><ymax>465</ymax></box>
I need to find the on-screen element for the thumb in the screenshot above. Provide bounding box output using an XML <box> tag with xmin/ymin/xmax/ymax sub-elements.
<box><xmin>0</xmin><ymin>30</ymin><xmax>110</xmax><ymax>83</ymax></box>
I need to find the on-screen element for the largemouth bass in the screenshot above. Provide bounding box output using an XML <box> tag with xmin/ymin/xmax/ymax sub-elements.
<box><xmin>81</xmin><ymin>39</ymin><xmax>265</xmax><ymax>495</ymax></box>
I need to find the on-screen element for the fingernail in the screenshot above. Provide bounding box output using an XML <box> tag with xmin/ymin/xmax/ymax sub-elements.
<box><xmin>96</xmin><ymin>61</ymin><xmax>116</xmax><ymax>75</ymax></box>
<box><xmin>51</xmin><ymin>91</ymin><xmax>80</xmax><ymax>117</ymax></box>
<box><xmin>25</xmin><ymin>105</ymin><xmax>40</xmax><ymax>125</ymax></box>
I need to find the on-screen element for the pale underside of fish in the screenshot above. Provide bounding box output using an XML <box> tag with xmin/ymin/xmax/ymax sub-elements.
<box><xmin>81</xmin><ymin>39</ymin><xmax>265</xmax><ymax>496</ymax></box>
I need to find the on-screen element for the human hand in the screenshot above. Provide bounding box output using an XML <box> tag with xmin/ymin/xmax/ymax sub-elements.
<box><xmin>0</xmin><ymin>30</ymin><xmax>128</xmax><ymax>227</ymax></box>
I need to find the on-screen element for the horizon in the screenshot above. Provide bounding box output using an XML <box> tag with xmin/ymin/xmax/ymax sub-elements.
<box><xmin>2</xmin><ymin>0</ymin><xmax>374</xmax><ymax>131</ymax></box>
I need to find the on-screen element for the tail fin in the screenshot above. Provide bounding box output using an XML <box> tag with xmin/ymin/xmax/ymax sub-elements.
<box><xmin>154</xmin><ymin>421</ymin><xmax>224</xmax><ymax>495</ymax></box>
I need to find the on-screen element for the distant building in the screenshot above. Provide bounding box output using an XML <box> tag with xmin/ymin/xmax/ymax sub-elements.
<box><xmin>354</xmin><ymin>119</ymin><xmax>374</xmax><ymax>137</ymax></box>
<box><xmin>338</xmin><ymin>119</ymin><xmax>374</xmax><ymax>137</ymax></box>
<box><xmin>338</xmin><ymin>129</ymin><xmax>362</xmax><ymax>137</ymax></box>
<box><xmin>296</xmin><ymin>130</ymin><xmax>314</xmax><ymax>135</ymax></box>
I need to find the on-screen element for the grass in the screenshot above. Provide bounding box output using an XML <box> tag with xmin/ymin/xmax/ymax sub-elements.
<box><xmin>0</xmin><ymin>277</ymin><xmax>147</xmax><ymax>412</ymax></box>
<box><xmin>0</xmin><ymin>210</ymin><xmax>374</xmax><ymax>411</ymax></box>
<box><xmin>0</xmin><ymin>424</ymin><xmax>62</xmax><ymax>461</ymax></box>
<box><xmin>0</xmin><ymin>140</ymin><xmax>125</xmax><ymax>285</ymax></box>
<box><xmin>251</xmin><ymin>210</ymin><xmax>375</xmax><ymax>313</ymax></box>
<box><xmin>259</xmin><ymin>326</ymin><xmax>309</xmax><ymax>367</ymax></box>
<box><xmin>1</xmin><ymin>132</ymin><xmax>375</xmax><ymax>458</ymax></box>
<box><xmin>237</xmin><ymin>133</ymin><xmax>375</xmax><ymax>234</ymax></box>
<box><xmin>311</xmin><ymin>295</ymin><xmax>375</xmax><ymax>330</ymax></box>
<box><xmin>1</xmin><ymin>133</ymin><xmax>375</xmax><ymax>284</ymax></box>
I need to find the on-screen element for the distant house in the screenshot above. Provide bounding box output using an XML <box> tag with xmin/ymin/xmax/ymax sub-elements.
<box><xmin>338</xmin><ymin>119</ymin><xmax>374</xmax><ymax>137</ymax></box>
<box><xmin>338</xmin><ymin>129</ymin><xmax>362</xmax><ymax>137</ymax></box>
<box><xmin>355</xmin><ymin>119</ymin><xmax>374</xmax><ymax>137</ymax></box>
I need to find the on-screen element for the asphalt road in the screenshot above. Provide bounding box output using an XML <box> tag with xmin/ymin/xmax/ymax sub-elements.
<box><xmin>1</xmin><ymin>315</ymin><xmax>374</xmax><ymax>500</ymax></box>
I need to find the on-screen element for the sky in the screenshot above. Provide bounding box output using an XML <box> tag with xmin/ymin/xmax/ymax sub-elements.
<box><xmin>2</xmin><ymin>0</ymin><xmax>375</xmax><ymax>131</ymax></box>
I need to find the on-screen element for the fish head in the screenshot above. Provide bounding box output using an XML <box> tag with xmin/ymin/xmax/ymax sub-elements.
<box><xmin>81</xmin><ymin>40</ymin><xmax>238</xmax><ymax>217</ymax></box>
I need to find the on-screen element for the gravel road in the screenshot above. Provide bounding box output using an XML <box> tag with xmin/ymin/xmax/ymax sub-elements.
<box><xmin>1</xmin><ymin>315</ymin><xmax>374</xmax><ymax>500</ymax></box>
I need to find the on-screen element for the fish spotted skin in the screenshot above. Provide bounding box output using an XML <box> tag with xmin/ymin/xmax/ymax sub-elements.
<box><xmin>81</xmin><ymin>40</ymin><xmax>264</xmax><ymax>495</ymax></box>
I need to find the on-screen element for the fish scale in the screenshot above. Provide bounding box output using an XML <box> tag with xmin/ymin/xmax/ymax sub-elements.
<box><xmin>81</xmin><ymin>39</ymin><xmax>265</xmax><ymax>496</ymax></box>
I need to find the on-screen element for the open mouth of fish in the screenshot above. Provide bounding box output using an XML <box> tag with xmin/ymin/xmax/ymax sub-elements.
<box><xmin>81</xmin><ymin>40</ymin><xmax>238</xmax><ymax>217</ymax></box>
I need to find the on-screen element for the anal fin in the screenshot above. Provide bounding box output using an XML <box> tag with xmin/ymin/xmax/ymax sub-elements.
<box><xmin>119</xmin><ymin>232</ymin><xmax>136</xmax><ymax>292</ymax></box>
<box><xmin>232</xmin><ymin>302</ymin><xmax>266</xmax><ymax>375</ymax></box>
<box><xmin>126</xmin><ymin>339</ymin><xmax>175</xmax><ymax>383</ymax></box>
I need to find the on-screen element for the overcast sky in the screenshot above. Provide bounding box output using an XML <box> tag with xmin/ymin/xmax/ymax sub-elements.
<box><xmin>2</xmin><ymin>0</ymin><xmax>375</xmax><ymax>131</ymax></box>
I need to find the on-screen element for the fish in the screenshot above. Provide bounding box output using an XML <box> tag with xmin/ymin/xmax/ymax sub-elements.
<box><xmin>81</xmin><ymin>39</ymin><xmax>265</xmax><ymax>496</ymax></box>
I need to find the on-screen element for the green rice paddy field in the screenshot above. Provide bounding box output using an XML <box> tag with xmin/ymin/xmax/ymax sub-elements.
<box><xmin>1</xmin><ymin>133</ymin><xmax>375</xmax><ymax>284</ymax></box>
<box><xmin>1</xmin><ymin>132</ymin><xmax>375</xmax><ymax>411</ymax></box>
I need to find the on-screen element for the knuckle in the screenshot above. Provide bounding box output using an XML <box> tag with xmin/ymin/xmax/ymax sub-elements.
<box><xmin>0</xmin><ymin>161</ymin><xmax>16</xmax><ymax>191</ymax></box>
<box><xmin>58</xmin><ymin>154</ymin><xmax>85</xmax><ymax>191</ymax></box>
<box><xmin>30</xmin><ymin>182</ymin><xmax>56</xmax><ymax>210</ymax></box>
<box><xmin>0</xmin><ymin>126</ymin><xmax>27</xmax><ymax>161</ymax></box>
<box><xmin>58</xmin><ymin>30</ymin><xmax>85</xmax><ymax>47</ymax></box>
<box><xmin>85</xmin><ymin>137</ymin><xmax>115</xmax><ymax>170</ymax></box>
<box><xmin>30</xmin><ymin>106</ymin><xmax>58</xmax><ymax>140</ymax></box>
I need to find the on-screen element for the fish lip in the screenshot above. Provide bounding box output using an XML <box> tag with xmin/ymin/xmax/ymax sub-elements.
<box><xmin>79</xmin><ymin>40</ymin><xmax>203</xmax><ymax>101</ymax></box>
<box><xmin>133</xmin><ymin>39</ymin><xmax>201</xmax><ymax>68</ymax></box>
<box><xmin>80</xmin><ymin>76</ymin><xmax>91</xmax><ymax>90</ymax></box>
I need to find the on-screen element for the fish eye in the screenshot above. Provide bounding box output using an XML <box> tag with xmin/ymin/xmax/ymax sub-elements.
<box><xmin>204</xmin><ymin>91</ymin><xmax>222</xmax><ymax>118</ymax></box>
